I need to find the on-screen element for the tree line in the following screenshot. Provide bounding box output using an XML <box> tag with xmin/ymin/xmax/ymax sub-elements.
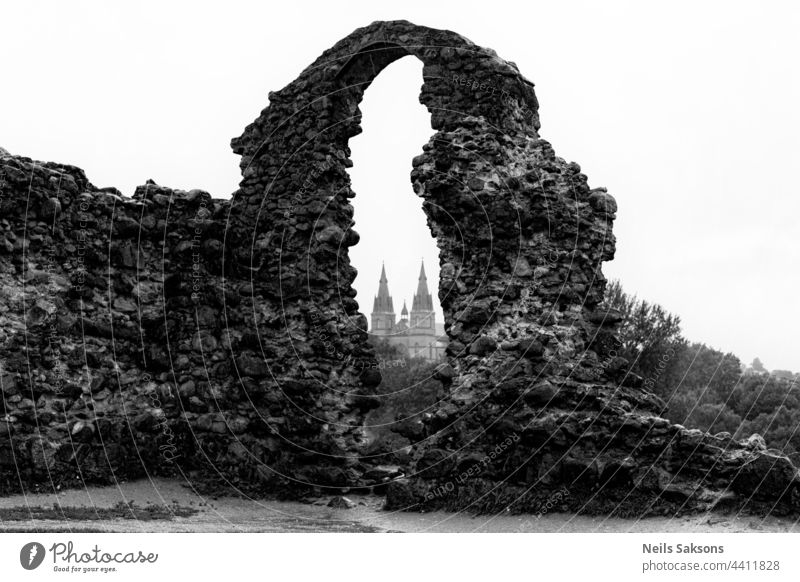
<box><xmin>603</xmin><ymin>280</ymin><xmax>800</xmax><ymax>461</ymax></box>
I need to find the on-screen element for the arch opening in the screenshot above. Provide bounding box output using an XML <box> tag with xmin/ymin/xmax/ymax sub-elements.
<box><xmin>344</xmin><ymin>53</ymin><xmax>446</xmax><ymax>454</ymax></box>
<box><xmin>346</xmin><ymin>54</ymin><xmax>444</xmax><ymax>361</ymax></box>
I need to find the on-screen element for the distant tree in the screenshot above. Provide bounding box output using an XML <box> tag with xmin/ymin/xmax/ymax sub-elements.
<box><xmin>368</xmin><ymin>336</ymin><xmax>404</xmax><ymax>361</ymax></box>
<box><xmin>660</xmin><ymin>343</ymin><xmax>743</xmax><ymax>404</ymax></box>
<box><xmin>730</xmin><ymin>374</ymin><xmax>800</xmax><ymax>421</ymax></box>
<box><xmin>602</xmin><ymin>280</ymin><xmax>685</xmax><ymax>398</ymax></box>
<box><xmin>751</xmin><ymin>357</ymin><xmax>767</xmax><ymax>373</ymax></box>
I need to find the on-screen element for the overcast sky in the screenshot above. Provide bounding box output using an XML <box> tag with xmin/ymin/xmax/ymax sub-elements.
<box><xmin>2</xmin><ymin>1</ymin><xmax>798</xmax><ymax>371</ymax></box>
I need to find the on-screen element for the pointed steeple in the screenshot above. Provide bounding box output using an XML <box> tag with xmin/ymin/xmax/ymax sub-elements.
<box><xmin>400</xmin><ymin>300</ymin><xmax>408</xmax><ymax>318</ymax></box>
<box><xmin>372</xmin><ymin>262</ymin><xmax>394</xmax><ymax>313</ymax></box>
<box><xmin>411</xmin><ymin>259</ymin><xmax>433</xmax><ymax>312</ymax></box>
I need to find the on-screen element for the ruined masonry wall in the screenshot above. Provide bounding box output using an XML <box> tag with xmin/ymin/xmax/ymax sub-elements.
<box><xmin>1</xmin><ymin>20</ymin><xmax>798</xmax><ymax>515</ymax></box>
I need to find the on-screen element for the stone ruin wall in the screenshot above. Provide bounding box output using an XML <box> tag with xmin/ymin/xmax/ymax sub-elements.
<box><xmin>2</xmin><ymin>21</ymin><xmax>799</xmax><ymax>515</ymax></box>
<box><xmin>0</xmin><ymin>155</ymin><xmax>371</xmax><ymax>494</ymax></box>
<box><xmin>0</xmin><ymin>155</ymin><xmax>290</xmax><ymax>492</ymax></box>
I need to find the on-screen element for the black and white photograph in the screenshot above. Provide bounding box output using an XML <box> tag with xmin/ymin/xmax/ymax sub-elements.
<box><xmin>1</xmin><ymin>1</ymin><xmax>798</xmax><ymax>579</ymax></box>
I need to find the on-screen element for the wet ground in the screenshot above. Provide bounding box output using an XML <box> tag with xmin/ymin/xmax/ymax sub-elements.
<box><xmin>0</xmin><ymin>478</ymin><xmax>798</xmax><ymax>533</ymax></box>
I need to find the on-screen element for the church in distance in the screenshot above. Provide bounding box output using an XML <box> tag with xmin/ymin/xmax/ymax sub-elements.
<box><xmin>369</xmin><ymin>260</ymin><xmax>448</xmax><ymax>362</ymax></box>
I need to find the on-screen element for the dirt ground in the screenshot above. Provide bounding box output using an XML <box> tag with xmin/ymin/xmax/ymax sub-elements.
<box><xmin>0</xmin><ymin>478</ymin><xmax>798</xmax><ymax>533</ymax></box>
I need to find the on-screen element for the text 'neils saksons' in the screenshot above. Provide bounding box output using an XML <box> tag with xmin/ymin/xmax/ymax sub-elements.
<box><xmin>643</xmin><ymin>543</ymin><xmax>724</xmax><ymax>554</ymax></box>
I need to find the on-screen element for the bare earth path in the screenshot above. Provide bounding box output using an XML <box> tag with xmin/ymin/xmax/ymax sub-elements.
<box><xmin>0</xmin><ymin>479</ymin><xmax>797</xmax><ymax>533</ymax></box>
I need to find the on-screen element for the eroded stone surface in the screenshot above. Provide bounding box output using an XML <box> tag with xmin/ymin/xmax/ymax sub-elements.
<box><xmin>1</xmin><ymin>21</ymin><xmax>798</xmax><ymax>514</ymax></box>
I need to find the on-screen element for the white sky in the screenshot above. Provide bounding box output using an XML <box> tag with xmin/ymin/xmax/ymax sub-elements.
<box><xmin>1</xmin><ymin>0</ymin><xmax>798</xmax><ymax>371</ymax></box>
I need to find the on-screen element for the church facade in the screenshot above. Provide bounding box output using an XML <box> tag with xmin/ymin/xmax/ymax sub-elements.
<box><xmin>370</xmin><ymin>260</ymin><xmax>448</xmax><ymax>362</ymax></box>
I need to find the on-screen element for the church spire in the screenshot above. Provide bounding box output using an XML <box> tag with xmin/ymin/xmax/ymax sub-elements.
<box><xmin>411</xmin><ymin>259</ymin><xmax>433</xmax><ymax>312</ymax></box>
<box><xmin>372</xmin><ymin>262</ymin><xmax>394</xmax><ymax>313</ymax></box>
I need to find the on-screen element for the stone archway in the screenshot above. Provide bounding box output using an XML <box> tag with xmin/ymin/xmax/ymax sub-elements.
<box><xmin>224</xmin><ymin>20</ymin><xmax>558</xmax><ymax>484</ymax></box>
<box><xmin>225</xmin><ymin>20</ymin><xmax>800</xmax><ymax>512</ymax></box>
